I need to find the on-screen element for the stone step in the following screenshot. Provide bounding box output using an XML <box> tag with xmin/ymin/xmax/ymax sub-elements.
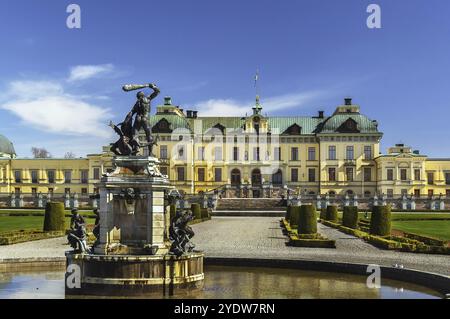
<box><xmin>215</xmin><ymin>198</ymin><xmax>286</xmax><ymax>211</ymax></box>
<box><xmin>211</xmin><ymin>210</ymin><xmax>285</xmax><ymax>217</ymax></box>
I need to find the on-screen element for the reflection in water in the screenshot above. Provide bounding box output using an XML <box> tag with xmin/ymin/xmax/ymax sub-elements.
<box><xmin>0</xmin><ymin>266</ymin><xmax>441</xmax><ymax>299</ymax></box>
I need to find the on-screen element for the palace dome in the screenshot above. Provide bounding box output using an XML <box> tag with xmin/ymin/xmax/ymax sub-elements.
<box><xmin>0</xmin><ymin>134</ymin><xmax>16</xmax><ymax>157</ymax></box>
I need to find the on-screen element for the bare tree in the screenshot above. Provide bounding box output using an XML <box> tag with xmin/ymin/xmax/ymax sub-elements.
<box><xmin>31</xmin><ymin>147</ymin><xmax>52</xmax><ymax>159</ymax></box>
<box><xmin>64</xmin><ymin>151</ymin><xmax>77</xmax><ymax>159</ymax></box>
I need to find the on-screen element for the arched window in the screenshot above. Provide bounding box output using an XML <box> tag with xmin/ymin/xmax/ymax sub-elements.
<box><xmin>272</xmin><ymin>169</ymin><xmax>283</xmax><ymax>186</ymax></box>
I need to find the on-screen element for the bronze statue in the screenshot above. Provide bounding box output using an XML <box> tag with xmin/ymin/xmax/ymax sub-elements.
<box><xmin>68</xmin><ymin>208</ymin><xmax>88</xmax><ymax>253</ymax></box>
<box><xmin>109</xmin><ymin>83</ymin><xmax>160</xmax><ymax>156</ymax></box>
<box><xmin>169</xmin><ymin>209</ymin><xmax>195</xmax><ymax>256</ymax></box>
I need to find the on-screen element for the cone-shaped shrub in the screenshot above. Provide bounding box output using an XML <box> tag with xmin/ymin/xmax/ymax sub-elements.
<box><xmin>201</xmin><ymin>208</ymin><xmax>209</xmax><ymax>219</ymax></box>
<box><xmin>319</xmin><ymin>208</ymin><xmax>327</xmax><ymax>220</ymax></box>
<box><xmin>290</xmin><ymin>206</ymin><xmax>301</xmax><ymax>228</ymax></box>
<box><xmin>191</xmin><ymin>203</ymin><xmax>202</xmax><ymax>220</ymax></box>
<box><xmin>342</xmin><ymin>206</ymin><xmax>359</xmax><ymax>229</ymax></box>
<box><xmin>326</xmin><ymin>205</ymin><xmax>338</xmax><ymax>222</ymax></box>
<box><xmin>286</xmin><ymin>206</ymin><xmax>295</xmax><ymax>222</ymax></box>
<box><xmin>298</xmin><ymin>205</ymin><xmax>317</xmax><ymax>234</ymax></box>
<box><xmin>370</xmin><ymin>206</ymin><xmax>391</xmax><ymax>236</ymax></box>
<box><xmin>43</xmin><ymin>202</ymin><xmax>65</xmax><ymax>232</ymax></box>
<box><xmin>169</xmin><ymin>204</ymin><xmax>177</xmax><ymax>221</ymax></box>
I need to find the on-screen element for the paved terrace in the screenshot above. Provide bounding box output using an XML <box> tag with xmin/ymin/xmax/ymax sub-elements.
<box><xmin>0</xmin><ymin>217</ymin><xmax>449</xmax><ymax>276</ymax></box>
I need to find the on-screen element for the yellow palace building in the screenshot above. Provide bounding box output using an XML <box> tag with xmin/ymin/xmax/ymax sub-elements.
<box><xmin>1</xmin><ymin>97</ymin><xmax>450</xmax><ymax>204</ymax></box>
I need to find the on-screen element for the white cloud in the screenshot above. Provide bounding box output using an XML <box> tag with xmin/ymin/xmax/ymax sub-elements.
<box><xmin>1</xmin><ymin>80</ymin><xmax>112</xmax><ymax>138</ymax></box>
<box><xmin>68</xmin><ymin>64</ymin><xmax>115</xmax><ymax>82</ymax></box>
<box><xmin>194</xmin><ymin>91</ymin><xmax>323</xmax><ymax>116</ymax></box>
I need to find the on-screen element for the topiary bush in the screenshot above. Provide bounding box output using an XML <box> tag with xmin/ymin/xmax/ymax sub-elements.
<box><xmin>43</xmin><ymin>202</ymin><xmax>65</xmax><ymax>232</ymax></box>
<box><xmin>298</xmin><ymin>205</ymin><xmax>317</xmax><ymax>234</ymax></box>
<box><xmin>326</xmin><ymin>205</ymin><xmax>338</xmax><ymax>222</ymax></box>
<box><xmin>290</xmin><ymin>206</ymin><xmax>301</xmax><ymax>228</ymax></box>
<box><xmin>191</xmin><ymin>203</ymin><xmax>202</xmax><ymax>220</ymax></box>
<box><xmin>286</xmin><ymin>206</ymin><xmax>295</xmax><ymax>222</ymax></box>
<box><xmin>370</xmin><ymin>205</ymin><xmax>391</xmax><ymax>236</ymax></box>
<box><xmin>342</xmin><ymin>206</ymin><xmax>359</xmax><ymax>229</ymax></box>
<box><xmin>319</xmin><ymin>208</ymin><xmax>327</xmax><ymax>220</ymax></box>
<box><xmin>201</xmin><ymin>207</ymin><xmax>209</xmax><ymax>219</ymax></box>
<box><xmin>169</xmin><ymin>204</ymin><xmax>177</xmax><ymax>221</ymax></box>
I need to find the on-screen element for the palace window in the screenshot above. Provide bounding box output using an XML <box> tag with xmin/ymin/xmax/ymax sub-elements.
<box><xmin>197</xmin><ymin>146</ymin><xmax>205</xmax><ymax>161</ymax></box>
<box><xmin>308</xmin><ymin>147</ymin><xmax>316</xmax><ymax>161</ymax></box>
<box><xmin>274</xmin><ymin>147</ymin><xmax>281</xmax><ymax>161</ymax></box>
<box><xmin>214</xmin><ymin>147</ymin><xmax>222</xmax><ymax>161</ymax></box>
<box><xmin>328</xmin><ymin>168</ymin><xmax>336</xmax><ymax>182</ymax></box>
<box><xmin>346</xmin><ymin>167</ymin><xmax>354</xmax><ymax>182</ymax></box>
<box><xmin>308</xmin><ymin>168</ymin><xmax>316</xmax><ymax>182</ymax></box>
<box><xmin>387</xmin><ymin>189</ymin><xmax>393</xmax><ymax>198</ymax></box>
<box><xmin>400</xmin><ymin>169</ymin><xmax>407</xmax><ymax>181</ymax></box>
<box><xmin>214</xmin><ymin>168</ymin><xmax>222</xmax><ymax>182</ymax></box>
<box><xmin>81</xmin><ymin>170</ymin><xmax>89</xmax><ymax>184</ymax></box>
<box><xmin>160</xmin><ymin>145</ymin><xmax>168</xmax><ymax>159</ymax></box>
<box><xmin>364</xmin><ymin>146</ymin><xmax>372</xmax><ymax>160</ymax></box>
<box><xmin>445</xmin><ymin>173</ymin><xmax>450</xmax><ymax>185</ymax></box>
<box><xmin>428</xmin><ymin>189</ymin><xmax>434</xmax><ymax>197</ymax></box>
<box><xmin>47</xmin><ymin>170</ymin><xmax>55</xmax><ymax>184</ymax></box>
<box><xmin>253</xmin><ymin>147</ymin><xmax>260</xmax><ymax>161</ymax></box>
<box><xmin>14</xmin><ymin>170</ymin><xmax>21</xmax><ymax>183</ymax></box>
<box><xmin>233</xmin><ymin>147</ymin><xmax>239</xmax><ymax>161</ymax></box>
<box><xmin>197</xmin><ymin>168</ymin><xmax>205</xmax><ymax>182</ymax></box>
<box><xmin>387</xmin><ymin>169</ymin><xmax>394</xmax><ymax>181</ymax></box>
<box><xmin>31</xmin><ymin>170</ymin><xmax>39</xmax><ymax>184</ymax></box>
<box><xmin>414</xmin><ymin>189</ymin><xmax>421</xmax><ymax>197</ymax></box>
<box><xmin>32</xmin><ymin>188</ymin><xmax>37</xmax><ymax>196</ymax></box>
<box><xmin>427</xmin><ymin>172</ymin><xmax>434</xmax><ymax>185</ymax></box>
<box><xmin>446</xmin><ymin>190</ymin><xmax>450</xmax><ymax>197</ymax></box>
<box><xmin>81</xmin><ymin>188</ymin><xmax>88</xmax><ymax>195</ymax></box>
<box><xmin>177</xmin><ymin>146</ymin><xmax>186</xmax><ymax>160</ymax></box>
<box><xmin>64</xmin><ymin>170</ymin><xmax>72</xmax><ymax>184</ymax></box>
<box><xmin>65</xmin><ymin>188</ymin><xmax>71</xmax><ymax>194</ymax></box>
<box><xmin>291</xmin><ymin>147</ymin><xmax>299</xmax><ymax>161</ymax></box>
<box><xmin>415</xmin><ymin>169</ymin><xmax>421</xmax><ymax>181</ymax></box>
<box><xmin>291</xmin><ymin>168</ymin><xmax>298</xmax><ymax>182</ymax></box>
<box><xmin>93</xmin><ymin>168</ymin><xmax>100</xmax><ymax>180</ymax></box>
<box><xmin>177</xmin><ymin>167</ymin><xmax>185</xmax><ymax>182</ymax></box>
<box><xmin>364</xmin><ymin>168</ymin><xmax>372</xmax><ymax>182</ymax></box>
<box><xmin>346</xmin><ymin>146</ymin><xmax>354</xmax><ymax>160</ymax></box>
<box><xmin>272</xmin><ymin>169</ymin><xmax>283</xmax><ymax>185</ymax></box>
<box><xmin>328</xmin><ymin>146</ymin><xmax>336</xmax><ymax>160</ymax></box>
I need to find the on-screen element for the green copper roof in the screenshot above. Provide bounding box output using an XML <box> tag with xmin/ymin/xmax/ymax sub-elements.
<box><xmin>149</xmin><ymin>114</ymin><xmax>191</xmax><ymax>131</ymax></box>
<box><xmin>319</xmin><ymin>114</ymin><xmax>380</xmax><ymax>134</ymax></box>
<box><xmin>268</xmin><ymin>117</ymin><xmax>325</xmax><ymax>135</ymax></box>
<box><xmin>0</xmin><ymin>134</ymin><xmax>16</xmax><ymax>156</ymax></box>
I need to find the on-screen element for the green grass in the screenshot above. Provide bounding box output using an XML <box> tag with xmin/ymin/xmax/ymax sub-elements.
<box><xmin>392</xmin><ymin>220</ymin><xmax>450</xmax><ymax>241</ymax></box>
<box><xmin>0</xmin><ymin>215</ymin><xmax>95</xmax><ymax>233</ymax></box>
<box><xmin>354</xmin><ymin>212</ymin><xmax>450</xmax><ymax>221</ymax></box>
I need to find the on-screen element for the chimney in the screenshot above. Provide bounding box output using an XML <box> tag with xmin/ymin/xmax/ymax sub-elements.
<box><xmin>344</xmin><ymin>97</ymin><xmax>352</xmax><ymax>105</ymax></box>
<box><xmin>193</xmin><ymin>111</ymin><xmax>198</xmax><ymax>118</ymax></box>
<box><xmin>164</xmin><ymin>96</ymin><xmax>172</xmax><ymax>105</ymax></box>
<box><xmin>318</xmin><ymin>111</ymin><xmax>324</xmax><ymax>118</ymax></box>
<box><xmin>186</xmin><ymin>110</ymin><xmax>193</xmax><ymax>118</ymax></box>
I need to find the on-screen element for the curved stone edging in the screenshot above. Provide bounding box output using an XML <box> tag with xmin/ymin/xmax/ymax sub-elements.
<box><xmin>204</xmin><ymin>257</ymin><xmax>450</xmax><ymax>296</ymax></box>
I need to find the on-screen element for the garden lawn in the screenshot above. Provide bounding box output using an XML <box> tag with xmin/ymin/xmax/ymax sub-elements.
<box><xmin>392</xmin><ymin>220</ymin><xmax>450</xmax><ymax>241</ymax></box>
<box><xmin>0</xmin><ymin>215</ymin><xmax>96</xmax><ymax>233</ymax></box>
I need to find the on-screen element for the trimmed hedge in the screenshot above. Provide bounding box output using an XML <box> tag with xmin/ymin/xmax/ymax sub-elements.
<box><xmin>370</xmin><ymin>206</ymin><xmax>391</xmax><ymax>236</ymax></box>
<box><xmin>191</xmin><ymin>203</ymin><xmax>202</xmax><ymax>220</ymax></box>
<box><xmin>298</xmin><ymin>205</ymin><xmax>317</xmax><ymax>234</ymax></box>
<box><xmin>0</xmin><ymin>230</ymin><xmax>64</xmax><ymax>245</ymax></box>
<box><xmin>286</xmin><ymin>206</ymin><xmax>295</xmax><ymax>222</ymax></box>
<box><xmin>319</xmin><ymin>208</ymin><xmax>327</xmax><ymax>220</ymax></box>
<box><xmin>201</xmin><ymin>207</ymin><xmax>210</xmax><ymax>219</ymax></box>
<box><xmin>342</xmin><ymin>206</ymin><xmax>359</xmax><ymax>229</ymax></box>
<box><xmin>43</xmin><ymin>202</ymin><xmax>65</xmax><ymax>232</ymax></box>
<box><xmin>289</xmin><ymin>206</ymin><xmax>301</xmax><ymax>228</ymax></box>
<box><xmin>326</xmin><ymin>205</ymin><xmax>338</xmax><ymax>222</ymax></box>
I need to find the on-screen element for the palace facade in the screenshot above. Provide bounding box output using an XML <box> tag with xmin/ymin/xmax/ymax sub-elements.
<box><xmin>1</xmin><ymin>97</ymin><xmax>450</xmax><ymax>199</ymax></box>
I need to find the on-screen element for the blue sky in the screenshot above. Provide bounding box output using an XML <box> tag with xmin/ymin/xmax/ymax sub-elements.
<box><xmin>0</xmin><ymin>0</ymin><xmax>449</xmax><ymax>157</ymax></box>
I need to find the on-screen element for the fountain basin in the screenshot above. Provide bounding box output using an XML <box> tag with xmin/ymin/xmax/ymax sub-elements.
<box><xmin>65</xmin><ymin>251</ymin><xmax>204</xmax><ymax>296</ymax></box>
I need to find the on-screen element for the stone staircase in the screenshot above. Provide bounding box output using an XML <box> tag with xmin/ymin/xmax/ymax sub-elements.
<box><xmin>213</xmin><ymin>198</ymin><xmax>286</xmax><ymax>216</ymax></box>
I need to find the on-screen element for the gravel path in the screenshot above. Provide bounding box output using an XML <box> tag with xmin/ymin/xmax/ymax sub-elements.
<box><xmin>191</xmin><ymin>217</ymin><xmax>450</xmax><ymax>276</ymax></box>
<box><xmin>1</xmin><ymin>217</ymin><xmax>449</xmax><ymax>277</ymax></box>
